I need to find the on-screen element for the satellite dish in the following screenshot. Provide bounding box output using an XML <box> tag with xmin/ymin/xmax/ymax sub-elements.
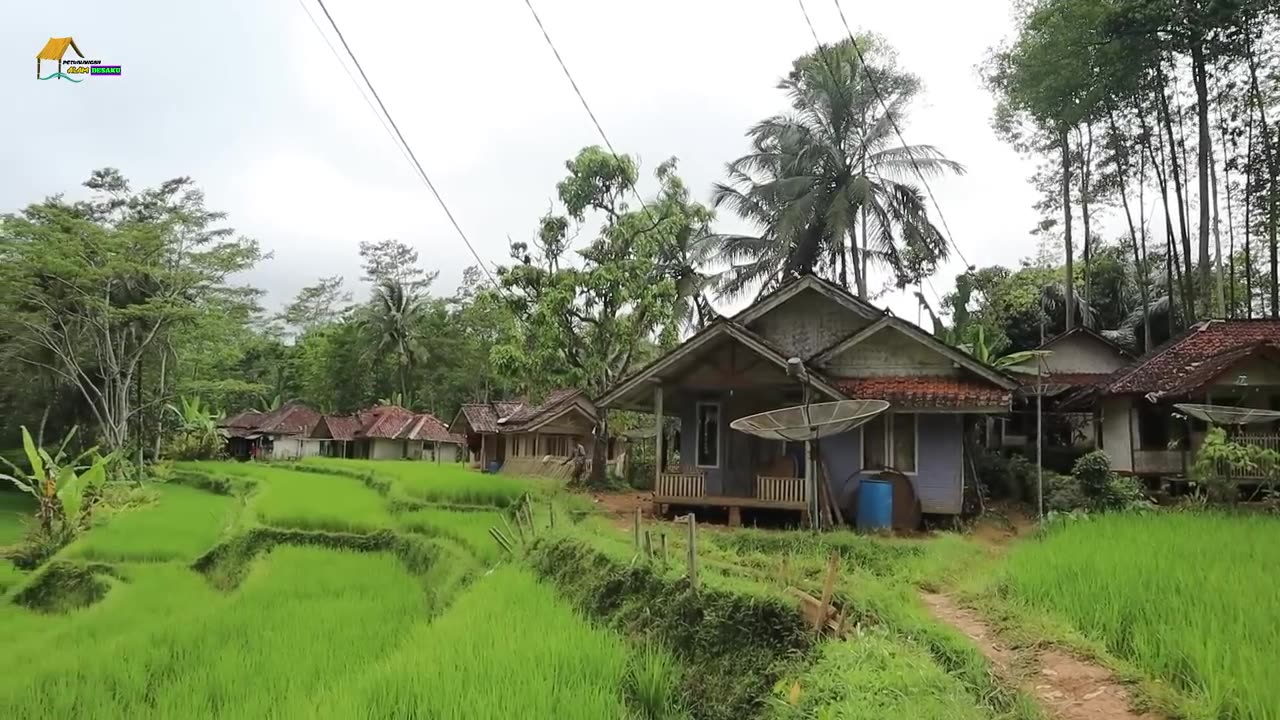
<box><xmin>730</xmin><ymin>399</ymin><xmax>890</xmax><ymax>441</ymax></box>
<box><xmin>1174</xmin><ymin>403</ymin><xmax>1280</xmax><ymax>426</ymax></box>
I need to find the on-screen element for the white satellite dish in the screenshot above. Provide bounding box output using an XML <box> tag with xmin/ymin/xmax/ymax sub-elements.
<box><xmin>729</xmin><ymin>399</ymin><xmax>890</xmax><ymax>441</ymax></box>
<box><xmin>1174</xmin><ymin>403</ymin><xmax>1280</xmax><ymax>425</ymax></box>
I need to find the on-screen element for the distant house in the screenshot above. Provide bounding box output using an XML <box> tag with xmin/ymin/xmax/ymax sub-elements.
<box><xmin>311</xmin><ymin>405</ymin><xmax>463</xmax><ymax>462</ymax></box>
<box><xmin>449</xmin><ymin>389</ymin><xmax>601</xmax><ymax>470</ymax></box>
<box><xmin>596</xmin><ymin>274</ymin><xmax>1018</xmax><ymax>522</ymax></box>
<box><xmin>1067</xmin><ymin>319</ymin><xmax>1280</xmax><ymax>480</ymax></box>
<box><xmin>219</xmin><ymin>402</ymin><xmax>321</xmax><ymax>460</ymax></box>
<box><xmin>993</xmin><ymin>327</ymin><xmax>1135</xmax><ymax>453</ymax></box>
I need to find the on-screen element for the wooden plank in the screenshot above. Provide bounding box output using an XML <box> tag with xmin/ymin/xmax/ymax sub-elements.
<box><xmin>816</xmin><ymin>552</ymin><xmax>839</xmax><ymax>633</ymax></box>
<box><xmin>652</xmin><ymin>494</ymin><xmax>807</xmax><ymax>511</ymax></box>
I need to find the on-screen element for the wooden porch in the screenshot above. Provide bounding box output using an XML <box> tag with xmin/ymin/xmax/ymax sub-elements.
<box><xmin>654</xmin><ymin>470</ymin><xmax>808</xmax><ymax>526</ymax></box>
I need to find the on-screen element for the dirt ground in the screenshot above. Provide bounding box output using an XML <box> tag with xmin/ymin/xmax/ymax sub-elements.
<box><xmin>589</xmin><ymin>491</ymin><xmax>654</xmax><ymax>530</ymax></box>
<box><xmin>921</xmin><ymin>592</ymin><xmax>1158</xmax><ymax>720</ymax></box>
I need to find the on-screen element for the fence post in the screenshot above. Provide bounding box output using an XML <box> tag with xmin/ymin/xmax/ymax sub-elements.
<box><xmin>633</xmin><ymin>507</ymin><xmax>641</xmax><ymax>549</ymax></box>
<box><xmin>644</xmin><ymin>530</ymin><xmax>653</xmax><ymax>559</ymax></box>
<box><xmin>549</xmin><ymin>503</ymin><xmax>556</xmax><ymax>530</ymax></box>
<box><xmin>660</xmin><ymin>533</ymin><xmax>668</xmax><ymax>564</ymax></box>
<box><xmin>815</xmin><ymin>551</ymin><xmax>839</xmax><ymax>633</ymax></box>
<box><xmin>688</xmin><ymin>515</ymin><xmax>699</xmax><ymax>588</ymax></box>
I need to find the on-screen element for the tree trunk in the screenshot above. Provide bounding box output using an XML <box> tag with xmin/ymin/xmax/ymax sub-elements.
<box><xmin>1145</xmin><ymin>108</ymin><xmax>1180</xmax><ymax>335</ymax></box>
<box><xmin>1246</xmin><ymin>100</ymin><xmax>1255</xmax><ymax>318</ymax></box>
<box><xmin>1080</xmin><ymin>124</ymin><xmax>1094</xmax><ymax>328</ymax></box>
<box><xmin>860</xmin><ymin>205</ymin><xmax>869</xmax><ymax>300</ymax></box>
<box><xmin>1060</xmin><ymin>127</ymin><xmax>1076</xmax><ymax>330</ymax></box>
<box><xmin>1220</xmin><ymin>80</ymin><xmax>1238</xmax><ymax>318</ymax></box>
<box><xmin>1247</xmin><ymin>44</ymin><xmax>1278</xmax><ymax>317</ymax></box>
<box><xmin>1192</xmin><ymin>42</ymin><xmax>1215</xmax><ymax>315</ymax></box>
<box><xmin>153</xmin><ymin>349</ymin><xmax>167</xmax><ymax>460</ymax></box>
<box><xmin>1160</xmin><ymin>83</ymin><xmax>1196</xmax><ymax>318</ymax></box>
<box><xmin>1109</xmin><ymin>108</ymin><xmax>1151</xmax><ymax>349</ymax></box>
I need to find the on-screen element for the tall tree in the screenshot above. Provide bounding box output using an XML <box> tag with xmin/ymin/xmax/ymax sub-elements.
<box><xmin>280</xmin><ymin>275</ymin><xmax>351</xmax><ymax>334</ymax></box>
<box><xmin>712</xmin><ymin>35</ymin><xmax>960</xmax><ymax>300</ymax></box>
<box><xmin>358</xmin><ymin>239</ymin><xmax>439</xmax><ymax>292</ymax></box>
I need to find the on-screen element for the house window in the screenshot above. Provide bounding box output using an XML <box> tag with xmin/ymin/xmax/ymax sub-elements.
<box><xmin>543</xmin><ymin>435</ymin><xmax>571</xmax><ymax>456</ymax></box>
<box><xmin>862</xmin><ymin>414</ymin><xmax>917</xmax><ymax>473</ymax></box>
<box><xmin>696</xmin><ymin>402</ymin><xmax>720</xmax><ymax>468</ymax></box>
<box><xmin>1137</xmin><ymin>405</ymin><xmax>1170</xmax><ymax>449</ymax></box>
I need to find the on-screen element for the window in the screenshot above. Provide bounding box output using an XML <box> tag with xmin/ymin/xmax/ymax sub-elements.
<box><xmin>696</xmin><ymin>402</ymin><xmax>720</xmax><ymax>467</ymax></box>
<box><xmin>1137</xmin><ymin>405</ymin><xmax>1170</xmax><ymax>449</ymax></box>
<box><xmin>543</xmin><ymin>435</ymin><xmax>571</xmax><ymax>457</ymax></box>
<box><xmin>862</xmin><ymin>414</ymin><xmax>917</xmax><ymax>473</ymax></box>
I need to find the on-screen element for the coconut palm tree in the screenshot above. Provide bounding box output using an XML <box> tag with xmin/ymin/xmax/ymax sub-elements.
<box><xmin>710</xmin><ymin>36</ymin><xmax>963</xmax><ymax>300</ymax></box>
<box><xmin>362</xmin><ymin>279</ymin><xmax>422</xmax><ymax>403</ymax></box>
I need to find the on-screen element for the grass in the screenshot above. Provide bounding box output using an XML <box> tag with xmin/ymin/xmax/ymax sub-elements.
<box><xmin>304</xmin><ymin>564</ymin><xmax>682</xmax><ymax>719</ymax></box>
<box><xmin>395</xmin><ymin>506</ymin><xmax>505</xmax><ymax>563</ymax></box>
<box><xmin>63</xmin><ymin>483</ymin><xmax>237</xmax><ymax>562</ymax></box>
<box><xmin>0</xmin><ymin>559</ymin><xmax>23</xmax><ymax>593</ymax></box>
<box><xmin>182</xmin><ymin>461</ymin><xmax>393</xmax><ymax>533</ymax></box>
<box><xmin>0</xmin><ymin>547</ymin><xmax>430</xmax><ymax>719</ymax></box>
<box><xmin>300</xmin><ymin>457</ymin><xmax>540</xmax><ymax>507</ymax></box>
<box><xmin>0</xmin><ymin>492</ymin><xmax>35</xmax><ymax>546</ymax></box>
<box><xmin>1001</xmin><ymin>512</ymin><xmax>1280</xmax><ymax>720</ymax></box>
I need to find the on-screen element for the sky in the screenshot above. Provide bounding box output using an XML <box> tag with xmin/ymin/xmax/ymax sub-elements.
<box><xmin>2</xmin><ymin>0</ymin><xmax>1043</xmax><ymax>323</ymax></box>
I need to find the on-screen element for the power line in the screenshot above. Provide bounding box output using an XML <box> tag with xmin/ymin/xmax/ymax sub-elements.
<box><xmin>518</xmin><ymin>0</ymin><xmax>661</xmax><ymax>227</ymax></box>
<box><xmin>305</xmin><ymin>0</ymin><xmax>504</xmax><ymax>290</ymax></box>
<box><xmin>795</xmin><ymin>0</ymin><xmax>972</xmax><ymax>272</ymax></box>
<box><xmin>294</xmin><ymin>0</ymin><xmax>418</xmax><ymax>189</ymax></box>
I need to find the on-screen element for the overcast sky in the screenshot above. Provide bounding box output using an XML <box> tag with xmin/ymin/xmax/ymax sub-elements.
<box><xmin>3</xmin><ymin>0</ymin><xmax>1043</xmax><ymax>322</ymax></box>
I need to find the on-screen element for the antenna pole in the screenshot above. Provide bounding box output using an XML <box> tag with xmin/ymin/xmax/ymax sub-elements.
<box><xmin>1037</xmin><ymin>312</ymin><xmax>1045</xmax><ymax>520</ymax></box>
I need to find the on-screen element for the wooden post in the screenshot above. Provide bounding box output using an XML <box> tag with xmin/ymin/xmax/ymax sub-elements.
<box><xmin>815</xmin><ymin>552</ymin><xmax>839</xmax><ymax>633</ymax></box>
<box><xmin>654</xmin><ymin>382</ymin><xmax>664</xmax><ymax>488</ymax></box>
<box><xmin>660</xmin><ymin>533</ymin><xmax>668</xmax><ymax>564</ymax></box>
<box><xmin>502</xmin><ymin>513</ymin><xmax>522</xmax><ymax>546</ymax></box>
<box><xmin>549</xmin><ymin>503</ymin><xmax>556</xmax><ymax>530</ymax></box>
<box><xmin>633</xmin><ymin>507</ymin><xmax>641</xmax><ymax>549</ymax></box>
<box><xmin>686</xmin><ymin>513</ymin><xmax>698</xmax><ymax>589</ymax></box>
<box><xmin>644</xmin><ymin>530</ymin><xmax>653</xmax><ymax>559</ymax></box>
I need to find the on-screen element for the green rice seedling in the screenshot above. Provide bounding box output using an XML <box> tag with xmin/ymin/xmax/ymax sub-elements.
<box><xmin>0</xmin><ymin>547</ymin><xmax>428</xmax><ymax>720</ymax></box>
<box><xmin>186</xmin><ymin>461</ymin><xmax>393</xmax><ymax>532</ymax></box>
<box><xmin>63</xmin><ymin>483</ymin><xmax>237</xmax><ymax>562</ymax></box>
<box><xmin>768</xmin><ymin>628</ymin><xmax>990</xmax><ymax>720</ymax></box>
<box><xmin>0</xmin><ymin>491</ymin><xmax>34</xmax><ymax>546</ymax></box>
<box><xmin>1003</xmin><ymin>512</ymin><xmax>1280</xmax><ymax>720</ymax></box>
<box><xmin>301</xmin><ymin>457</ymin><xmax>541</xmax><ymax>507</ymax></box>
<box><xmin>306</xmin><ymin>565</ymin><xmax>670</xmax><ymax>720</ymax></box>
<box><xmin>395</xmin><ymin>507</ymin><xmax>505</xmax><ymax>563</ymax></box>
<box><xmin>628</xmin><ymin>641</ymin><xmax>687</xmax><ymax>720</ymax></box>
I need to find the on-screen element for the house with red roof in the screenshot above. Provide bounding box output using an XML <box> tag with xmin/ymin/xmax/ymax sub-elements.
<box><xmin>311</xmin><ymin>405</ymin><xmax>464</xmax><ymax>462</ymax></box>
<box><xmin>595</xmin><ymin>274</ymin><xmax>1019</xmax><ymax>521</ymax></box>
<box><xmin>219</xmin><ymin>401</ymin><xmax>321</xmax><ymax>460</ymax></box>
<box><xmin>448</xmin><ymin>389</ymin><xmax>601</xmax><ymax>472</ymax></box>
<box><xmin>1064</xmin><ymin>319</ymin><xmax>1280</xmax><ymax>480</ymax></box>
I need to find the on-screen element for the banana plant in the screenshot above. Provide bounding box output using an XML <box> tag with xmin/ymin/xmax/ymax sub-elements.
<box><xmin>0</xmin><ymin>426</ymin><xmax>113</xmax><ymax>536</ymax></box>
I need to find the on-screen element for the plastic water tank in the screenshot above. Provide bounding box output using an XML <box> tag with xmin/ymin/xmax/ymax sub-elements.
<box><xmin>487</xmin><ymin>461</ymin><xmax>501</xmax><ymax>474</ymax></box>
<box><xmin>856</xmin><ymin>479</ymin><xmax>894</xmax><ymax>532</ymax></box>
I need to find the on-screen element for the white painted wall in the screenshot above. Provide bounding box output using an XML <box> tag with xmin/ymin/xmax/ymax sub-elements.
<box><xmin>269</xmin><ymin>437</ymin><xmax>322</xmax><ymax>460</ymax></box>
<box><xmin>1100</xmin><ymin>397</ymin><xmax>1134</xmax><ymax>472</ymax></box>
<box><xmin>370</xmin><ymin>439</ymin><xmax>406</xmax><ymax>460</ymax></box>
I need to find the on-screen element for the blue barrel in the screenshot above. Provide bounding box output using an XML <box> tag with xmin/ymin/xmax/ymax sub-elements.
<box><xmin>487</xmin><ymin>461</ymin><xmax>501</xmax><ymax>474</ymax></box>
<box><xmin>856</xmin><ymin>479</ymin><xmax>894</xmax><ymax>532</ymax></box>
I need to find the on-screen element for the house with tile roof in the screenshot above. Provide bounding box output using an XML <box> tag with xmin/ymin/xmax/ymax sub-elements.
<box><xmin>992</xmin><ymin>327</ymin><xmax>1135</xmax><ymax>454</ymax></box>
<box><xmin>596</xmin><ymin>274</ymin><xmax>1019</xmax><ymax>520</ymax></box>
<box><xmin>1063</xmin><ymin>319</ymin><xmax>1280</xmax><ymax>480</ymax></box>
<box><xmin>219</xmin><ymin>402</ymin><xmax>321</xmax><ymax>460</ymax></box>
<box><xmin>311</xmin><ymin>405</ymin><xmax>464</xmax><ymax>461</ymax></box>
<box><xmin>448</xmin><ymin>389</ymin><xmax>601</xmax><ymax>473</ymax></box>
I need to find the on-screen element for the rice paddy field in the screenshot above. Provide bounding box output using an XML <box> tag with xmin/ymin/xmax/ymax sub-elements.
<box><xmin>1001</xmin><ymin>513</ymin><xmax>1280</xmax><ymax>720</ymax></box>
<box><xmin>300</xmin><ymin>456</ymin><xmax>540</xmax><ymax>506</ymax></box>
<box><xmin>1</xmin><ymin>454</ymin><xmax>1273</xmax><ymax>720</ymax></box>
<box><xmin>0</xmin><ymin>459</ymin><xmax>684</xmax><ymax>719</ymax></box>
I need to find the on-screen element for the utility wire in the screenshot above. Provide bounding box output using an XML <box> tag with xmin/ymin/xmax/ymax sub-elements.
<box><xmin>519</xmin><ymin>0</ymin><xmax>662</xmax><ymax>228</ymax></box>
<box><xmin>826</xmin><ymin>0</ymin><xmax>971</xmax><ymax>270</ymax></box>
<box><xmin>307</xmin><ymin>0</ymin><xmax>504</xmax><ymax>291</ymax></box>
<box><xmin>794</xmin><ymin>0</ymin><xmax>971</xmax><ymax>273</ymax></box>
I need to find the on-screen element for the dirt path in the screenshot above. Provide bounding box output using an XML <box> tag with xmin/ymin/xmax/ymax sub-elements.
<box><xmin>920</xmin><ymin>592</ymin><xmax>1157</xmax><ymax>720</ymax></box>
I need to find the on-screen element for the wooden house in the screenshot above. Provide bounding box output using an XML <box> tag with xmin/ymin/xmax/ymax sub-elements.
<box><xmin>449</xmin><ymin>389</ymin><xmax>602</xmax><ymax>472</ymax></box>
<box><xmin>596</xmin><ymin>274</ymin><xmax>1018</xmax><ymax>523</ymax></box>
<box><xmin>1065</xmin><ymin>319</ymin><xmax>1280</xmax><ymax>481</ymax></box>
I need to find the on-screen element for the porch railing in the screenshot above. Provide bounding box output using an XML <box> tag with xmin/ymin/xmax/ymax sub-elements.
<box><xmin>1218</xmin><ymin>433</ymin><xmax>1280</xmax><ymax>480</ymax></box>
<box><xmin>656</xmin><ymin>472</ymin><xmax>705</xmax><ymax>498</ymax></box>
<box><xmin>1133</xmin><ymin>449</ymin><xmax>1185</xmax><ymax>476</ymax></box>
<box><xmin>755</xmin><ymin>476</ymin><xmax>807</xmax><ymax>504</ymax></box>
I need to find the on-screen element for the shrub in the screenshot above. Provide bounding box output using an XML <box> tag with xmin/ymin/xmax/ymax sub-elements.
<box><xmin>1043</xmin><ymin>471</ymin><xmax>1086</xmax><ymax>513</ymax></box>
<box><xmin>975</xmin><ymin>451</ymin><xmax>1037</xmax><ymax>501</ymax></box>
<box><xmin>1070</xmin><ymin>451</ymin><xmax>1147</xmax><ymax>512</ymax></box>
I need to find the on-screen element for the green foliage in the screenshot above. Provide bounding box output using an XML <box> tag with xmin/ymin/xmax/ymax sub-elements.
<box><xmin>1003</xmin><ymin>512</ymin><xmax>1280</xmax><ymax>719</ymax></box>
<box><xmin>0</xmin><ymin>492</ymin><xmax>35</xmax><ymax>547</ymax></box>
<box><xmin>298</xmin><ymin>457</ymin><xmax>540</xmax><ymax>508</ymax></box>
<box><xmin>767</xmin><ymin>627</ymin><xmax>989</xmax><ymax>720</ymax></box>
<box><xmin>184</xmin><ymin>462</ymin><xmax>393</xmax><ymax>533</ymax></box>
<box><xmin>63</xmin><ymin>483</ymin><xmax>236</xmax><ymax>563</ymax></box>
<box><xmin>1070</xmin><ymin>450</ymin><xmax>1148</xmax><ymax>511</ymax></box>
<box><xmin>1190</xmin><ymin>426</ymin><xmax>1280</xmax><ymax>502</ymax></box>
<box><xmin>529</xmin><ymin>536</ymin><xmax>815</xmax><ymax>720</ymax></box>
<box><xmin>0</xmin><ymin>426</ymin><xmax>115</xmax><ymax>555</ymax></box>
